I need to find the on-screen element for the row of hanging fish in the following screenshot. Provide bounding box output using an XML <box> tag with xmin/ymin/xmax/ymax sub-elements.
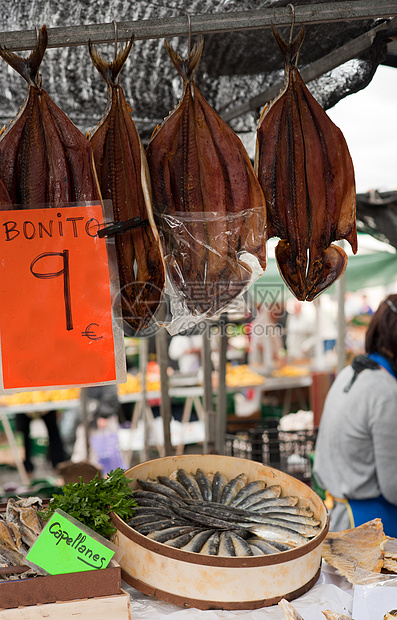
<box><xmin>0</xmin><ymin>23</ymin><xmax>357</xmax><ymax>330</ymax></box>
<box><xmin>127</xmin><ymin>468</ymin><xmax>324</xmax><ymax>555</ymax></box>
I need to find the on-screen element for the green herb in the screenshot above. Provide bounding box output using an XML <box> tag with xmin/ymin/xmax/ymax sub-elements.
<box><xmin>39</xmin><ymin>468</ymin><xmax>137</xmax><ymax>539</ymax></box>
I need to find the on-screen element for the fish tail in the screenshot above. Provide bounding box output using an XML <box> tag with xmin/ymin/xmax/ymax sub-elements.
<box><xmin>0</xmin><ymin>24</ymin><xmax>47</xmax><ymax>86</ymax></box>
<box><xmin>164</xmin><ymin>36</ymin><xmax>204</xmax><ymax>83</ymax></box>
<box><xmin>271</xmin><ymin>23</ymin><xmax>304</xmax><ymax>67</ymax></box>
<box><xmin>88</xmin><ymin>35</ymin><xmax>134</xmax><ymax>86</ymax></box>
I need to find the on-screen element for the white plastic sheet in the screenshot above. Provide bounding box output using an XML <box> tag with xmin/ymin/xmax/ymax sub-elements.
<box><xmin>123</xmin><ymin>562</ymin><xmax>353</xmax><ymax>620</ymax></box>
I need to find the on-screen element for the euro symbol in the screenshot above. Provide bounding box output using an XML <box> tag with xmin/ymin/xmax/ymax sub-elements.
<box><xmin>81</xmin><ymin>323</ymin><xmax>103</xmax><ymax>340</ymax></box>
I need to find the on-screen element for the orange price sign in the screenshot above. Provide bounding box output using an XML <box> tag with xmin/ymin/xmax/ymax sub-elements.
<box><xmin>0</xmin><ymin>203</ymin><xmax>125</xmax><ymax>391</ymax></box>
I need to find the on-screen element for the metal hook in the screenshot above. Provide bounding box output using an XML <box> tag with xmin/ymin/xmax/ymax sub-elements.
<box><xmin>287</xmin><ymin>3</ymin><xmax>295</xmax><ymax>44</ymax></box>
<box><xmin>185</xmin><ymin>12</ymin><xmax>192</xmax><ymax>55</ymax></box>
<box><xmin>113</xmin><ymin>20</ymin><xmax>118</xmax><ymax>60</ymax></box>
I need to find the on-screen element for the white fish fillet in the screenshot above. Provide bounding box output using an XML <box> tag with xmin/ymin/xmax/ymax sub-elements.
<box><xmin>278</xmin><ymin>598</ymin><xmax>304</xmax><ymax>620</ymax></box>
<box><xmin>322</xmin><ymin>518</ymin><xmax>386</xmax><ymax>584</ymax></box>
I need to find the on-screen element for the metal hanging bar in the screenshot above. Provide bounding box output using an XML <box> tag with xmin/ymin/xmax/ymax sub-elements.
<box><xmin>0</xmin><ymin>1</ymin><xmax>396</xmax><ymax>51</ymax></box>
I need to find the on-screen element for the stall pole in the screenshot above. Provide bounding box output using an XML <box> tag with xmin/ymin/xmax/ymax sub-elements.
<box><xmin>336</xmin><ymin>271</ymin><xmax>347</xmax><ymax>374</ymax></box>
<box><xmin>0</xmin><ymin>408</ymin><xmax>30</xmax><ymax>485</ymax></box>
<box><xmin>216</xmin><ymin>315</ymin><xmax>228</xmax><ymax>455</ymax></box>
<box><xmin>201</xmin><ymin>323</ymin><xmax>215</xmax><ymax>453</ymax></box>
<box><xmin>313</xmin><ymin>297</ymin><xmax>324</xmax><ymax>370</ymax></box>
<box><xmin>80</xmin><ymin>387</ymin><xmax>90</xmax><ymax>462</ymax></box>
<box><xmin>139</xmin><ymin>337</ymin><xmax>150</xmax><ymax>461</ymax></box>
<box><xmin>155</xmin><ymin>326</ymin><xmax>173</xmax><ymax>456</ymax></box>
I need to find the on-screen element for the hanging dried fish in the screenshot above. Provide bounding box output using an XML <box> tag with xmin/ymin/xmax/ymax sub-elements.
<box><xmin>0</xmin><ymin>25</ymin><xmax>101</xmax><ymax>206</ymax></box>
<box><xmin>146</xmin><ymin>38</ymin><xmax>266</xmax><ymax>316</ymax></box>
<box><xmin>88</xmin><ymin>37</ymin><xmax>165</xmax><ymax>333</ymax></box>
<box><xmin>255</xmin><ymin>25</ymin><xmax>357</xmax><ymax>301</ymax></box>
<box><xmin>0</xmin><ymin>178</ymin><xmax>11</xmax><ymax>207</ymax></box>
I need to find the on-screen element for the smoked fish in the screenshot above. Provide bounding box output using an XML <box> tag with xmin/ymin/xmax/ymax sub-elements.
<box><xmin>255</xmin><ymin>26</ymin><xmax>357</xmax><ymax>301</ymax></box>
<box><xmin>0</xmin><ymin>25</ymin><xmax>101</xmax><ymax>206</ymax></box>
<box><xmin>146</xmin><ymin>38</ymin><xmax>266</xmax><ymax>316</ymax></box>
<box><xmin>88</xmin><ymin>38</ymin><xmax>165</xmax><ymax>333</ymax></box>
<box><xmin>0</xmin><ymin>178</ymin><xmax>11</xmax><ymax>207</ymax></box>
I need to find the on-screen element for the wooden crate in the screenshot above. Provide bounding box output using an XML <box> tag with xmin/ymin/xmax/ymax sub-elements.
<box><xmin>0</xmin><ymin>590</ymin><xmax>131</xmax><ymax>619</ymax></box>
<box><xmin>0</xmin><ymin>562</ymin><xmax>121</xmax><ymax>610</ymax></box>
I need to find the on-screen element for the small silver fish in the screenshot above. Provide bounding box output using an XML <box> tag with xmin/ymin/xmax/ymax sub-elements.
<box><xmin>220</xmin><ymin>473</ymin><xmax>248</xmax><ymax>505</ymax></box>
<box><xmin>133</xmin><ymin>518</ymin><xmax>190</xmax><ymax>535</ymax></box>
<box><xmin>252</xmin><ymin>517</ymin><xmax>321</xmax><ymax>538</ymax></box>
<box><xmin>218</xmin><ymin>531</ymin><xmax>236</xmax><ymax>556</ymax></box>
<box><xmin>181</xmin><ymin>529</ymin><xmax>216</xmax><ymax>553</ymax></box>
<box><xmin>128</xmin><ymin>514</ymin><xmax>169</xmax><ymax>527</ymax></box>
<box><xmin>212</xmin><ymin>471</ymin><xmax>228</xmax><ymax>503</ymax></box>
<box><xmin>230</xmin><ymin>480</ymin><xmax>267</xmax><ymax>507</ymax></box>
<box><xmin>132</xmin><ymin>506</ymin><xmax>175</xmax><ymax>518</ymax></box>
<box><xmin>132</xmin><ymin>490</ymin><xmax>185</xmax><ymax>508</ymax></box>
<box><xmin>237</xmin><ymin>485</ymin><xmax>282</xmax><ymax>509</ymax></box>
<box><xmin>260</xmin><ymin>512</ymin><xmax>320</xmax><ymax>526</ymax></box>
<box><xmin>157</xmin><ymin>475</ymin><xmax>191</xmax><ymax>499</ymax></box>
<box><xmin>248</xmin><ymin>497</ymin><xmax>299</xmax><ymax>511</ymax></box>
<box><xmin>176</xmin><ymin>469</ymin><xmax>203</xmax><ymax>500</ymax></box>
<box><xmin>248</xmin><ymin>523</ymin><xmax>307</xmax><ymax>548</ymax></box>
<box><xmin>195</xmin><ymin>469</ymin><xmax>212</xmax><ymax>502</ymax></box>
<box><xmin>228</xmin><ymin>531</ymin><xmax>254</xmax><ymax>556</ymax></box>
<box><xmin>248</xmin><ymin>537</ymin><xmax>281</xmax><ymax>555</ymax></box>
<box><xmin>252</xmin><ymin>505</ymin><xmax>314</xmax><ymax>517</ymax></box>
<box><xmin>164</xmin><ymin>529</ymin><xmax>205</xmax><ymax>548</ymax></box>
<box><xmin>200</xmin><ymin>530</ymin><xmax>220</xmax><ymax>555</ymax></box>
<box><xmin>147</xmin><ymin>526</ymin><xmax>197</xmax><ymax>543</ymax></box>
<box><xmin>137</xmin><ymin>479</ymin><xmax>188</xmax><ymax>504</ymax></box>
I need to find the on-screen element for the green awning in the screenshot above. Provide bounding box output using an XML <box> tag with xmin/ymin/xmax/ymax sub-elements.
<box><xmin>250</xmin><ymin>250</ymin><xmax>397</xmax><ymax>297</ymax></box>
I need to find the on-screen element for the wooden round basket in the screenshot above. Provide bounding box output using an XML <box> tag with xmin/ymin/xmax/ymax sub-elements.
<box><xmin>111</xmin><ymin>454</ymin><xmax>329</xmax><ymax>610</ymax></box>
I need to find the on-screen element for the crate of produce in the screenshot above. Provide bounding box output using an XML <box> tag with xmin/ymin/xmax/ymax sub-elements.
<box><xmin>224</xmin><ymin>422</ymin><xmax>318</xmax><ymax>484</ymax></box>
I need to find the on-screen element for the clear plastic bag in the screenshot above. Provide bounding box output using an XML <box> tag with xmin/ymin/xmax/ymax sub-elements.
<box><xmin>155</xmin><ymin>207</ymin><xmax>265</xmax><ymax>334</ymax></box>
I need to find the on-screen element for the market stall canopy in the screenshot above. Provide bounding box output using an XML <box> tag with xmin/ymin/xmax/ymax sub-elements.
<box><xmin>0</xmin><ymin>1</ymin><xmax>396</xmax><ymax>142</ymax></box>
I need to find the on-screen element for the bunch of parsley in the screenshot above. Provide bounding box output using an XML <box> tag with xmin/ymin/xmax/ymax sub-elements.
<box><xmin>40</xmin><ymin>468</ymin><xmax>137</xmax><ymax>540</ymax></box>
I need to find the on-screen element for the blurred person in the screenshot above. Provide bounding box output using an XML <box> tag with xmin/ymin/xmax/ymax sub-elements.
<box><xmin>248</xmin><ymin>303</ymin><xmax>285</xmax><ymax>371</ymax></box>
<box><xmin>313</xmin><ymin>294</ymin><xmax>397</xmax><ymax>536</ymax></box>
<box><xmin>16</xmin><ymin>410</ymin><xmax>66</xmax><ymax>473</ymax></box>
<box><xmin>285</xmin><ymin>300</ymin><xmax>316</xmax><ymax>360</ymax></box>
<box><xmin>168</xmin><ymin>333</ymin><xmax>202</xmax><ymax>375</ymax></box>
<box><xmin>70</xmin><ymin>384</ymin><xmax>124</xmax><ymax>473</ymax></box>
<box><xmin>360</xmin><ymin>293</ymin><xmax>374</xmax><ymax>315</ymax></box>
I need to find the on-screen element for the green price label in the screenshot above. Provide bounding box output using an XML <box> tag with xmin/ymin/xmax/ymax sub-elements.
<box><xmin>26</xmin><ymin>509</ymin><xmax>115</xmax><ymax>575</ymax></box>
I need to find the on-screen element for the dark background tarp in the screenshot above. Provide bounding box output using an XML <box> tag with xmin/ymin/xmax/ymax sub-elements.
<box><xmin>0</xmin><ymin>0</ymin><xmax>394</xmax><ymax>142</ymax></box>
<box><xmin>356</xmin><ymin>190</ymin><xmax>397</xmax><ymax>250</ymax></box>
